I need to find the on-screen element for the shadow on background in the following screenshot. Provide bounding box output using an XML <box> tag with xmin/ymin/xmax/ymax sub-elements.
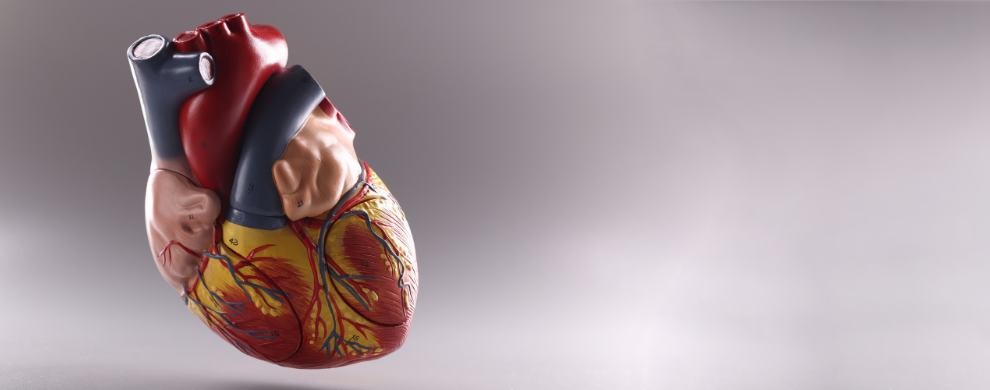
<box><xmin>201</xmin><ymin>381</ymin><xmax>353</xmax><ymax>390</ymax></box>
<box><xmin>4</xmin><ymin>364</ymin><xmax>358</xmax><ymax>390</ymax></box>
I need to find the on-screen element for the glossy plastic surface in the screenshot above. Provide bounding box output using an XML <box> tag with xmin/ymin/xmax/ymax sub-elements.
<box><xmin>174</xmin><ymin>13</ymin><xmax>288</xmax><ymax>210</ymax></box>
<box><xmin>227</xmin><ymin>65</ymin><xmax>326</xmax><ymax>230</ymax></box>
<box><xmin>130</xmin><ymin>14</ymin><xmax>418</xmax><ymax>370</ymax></box>
<box><xmin>127</xmin><ymin>34</ymin><xmax>213</xmax><ymax>160</ymax></box>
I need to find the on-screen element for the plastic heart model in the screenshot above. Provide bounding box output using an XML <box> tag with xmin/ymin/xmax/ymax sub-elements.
<box><xmin>127</xmin><ymin>14</ymin><xmax>418</xmax><ymax>369</ymax></box>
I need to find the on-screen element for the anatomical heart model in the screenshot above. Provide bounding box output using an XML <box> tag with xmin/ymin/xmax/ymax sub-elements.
<box><xmin>127</xmin><ymin>14</ymin><xmax>418</xmax><ymax>368</ymax></box>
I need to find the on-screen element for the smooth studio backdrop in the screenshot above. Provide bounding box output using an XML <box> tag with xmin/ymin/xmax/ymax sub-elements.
<box><xmin>2</xmin><ymin>1</ymin><xmax>990</xmax><ymax>389</ymax></box>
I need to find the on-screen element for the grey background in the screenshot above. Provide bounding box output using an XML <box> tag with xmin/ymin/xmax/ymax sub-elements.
<box><xmin>1</xmin><ymin>1</ymin><xmax>989</xmax><ymax>389</ymax></box>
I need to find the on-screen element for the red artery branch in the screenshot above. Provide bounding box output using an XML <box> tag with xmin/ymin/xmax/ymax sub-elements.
<box><xmin>158</xmin><ymin>240</ymin><xmax>199</xmax><ymax>270</ymax></box>
<box><xmin>290</xmin><ymin>220</ymin><xmax>331</xmax><ymax>343</ymax></box>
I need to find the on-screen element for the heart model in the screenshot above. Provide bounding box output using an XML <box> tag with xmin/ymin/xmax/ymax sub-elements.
<box><xmin>127</xmin><ymin>14</ymin><xmax>418</xmax><ymax>368</ymax></box>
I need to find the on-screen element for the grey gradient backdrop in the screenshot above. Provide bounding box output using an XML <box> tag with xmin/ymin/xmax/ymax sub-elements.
<box><xmin>1</xmin><ymin>1</ymin><xmax>989</xmax><ymax>389</ymax></box>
